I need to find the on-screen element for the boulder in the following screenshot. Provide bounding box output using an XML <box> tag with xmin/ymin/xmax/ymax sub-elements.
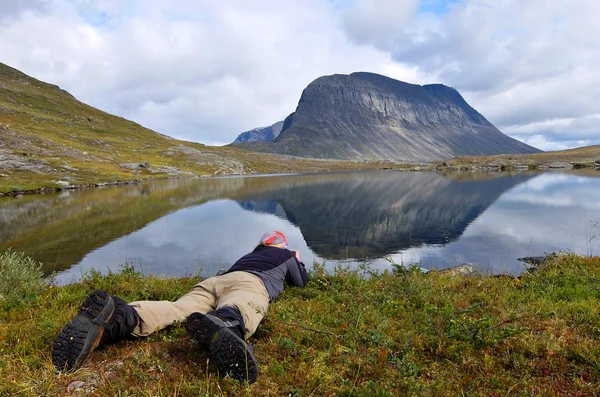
<box><xmin>539</xmin><ymin>161</ymin><xmax>573</xmax><ymax>170</ymax></box>
<box><xmin>435</xmin><ymin>263</ymin><xmax>481</xmax><ymax>276</ymax></box>
<box><xmin>518</xmin><ymin>252</ymin><xmax>563</xmax><ymax>272</ymax></box>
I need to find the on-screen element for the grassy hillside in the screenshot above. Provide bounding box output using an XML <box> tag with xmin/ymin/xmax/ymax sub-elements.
<box><xmin>1</xmin><ymin>252</ymin><xmax>599</xmax><ymax>396</ymax></box>
<box><xmin>0</xmin><ymin>62</ymin><xmax>407</xmax><ymax>194</ymax></box>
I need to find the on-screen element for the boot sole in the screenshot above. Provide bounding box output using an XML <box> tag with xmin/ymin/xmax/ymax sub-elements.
<box><xmin>52</xmin><ymin>290</ymin><xmax>115</xmax><ymax>372</ymax></box>
<box><xmin>185</xmin><ymin>312</ymin><xmax>258</xmax><ymax>383</ymax></box>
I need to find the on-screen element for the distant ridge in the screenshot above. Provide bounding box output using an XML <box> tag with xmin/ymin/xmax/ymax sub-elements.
<box><xmin>233</xmin><ymin>121</ymin><xmax>284</xmax><ymax>143</ymax></box>
<box><xmin>233</xmin><ymin>72</ymin><xmax>541</xmax><ymax>161</ymax></box>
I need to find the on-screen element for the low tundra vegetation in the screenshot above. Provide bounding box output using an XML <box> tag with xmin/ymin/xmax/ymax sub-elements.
<box><xmin>0</xmin><ymin>252</ymin><xmax>598</xmax><ymax>396</ymax></box>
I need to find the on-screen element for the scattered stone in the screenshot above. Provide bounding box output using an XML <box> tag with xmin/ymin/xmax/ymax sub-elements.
<box><xmin>486</xmin><ymin>160</ymin><xmax>507</xmax><ymax>169</ymax></box>
<box><xmin>147</xmin><ymin>165</ymin><xmax>193</xmax><ymax>175</ymax></box>
<box><xmin>0</xmin><ymin>151</ymin><xmax>53</xmax><ymax>172</ymax></box>
<box><xmin>539</xmin><ymin>161</ymin><xmax>573</xmax><ymax>170</ymax></box>
<box><xmin>56</xmin><ymin>180</ymin><xmax>70</xmax><ymax>187</ymax></box>
<box><xmin>67</xmin><ymin>381</ymin><xmax>85</xmax><ymax>392</ymax></box>
<box><xmin>139</xmin><ymin>161</ymin><xmax>149</xmax><ymax>168</ymax></box>
<box><xmin>87</xmin><ymin>116</ymin><xmax>94</xmax><ymax>122</ymax></box>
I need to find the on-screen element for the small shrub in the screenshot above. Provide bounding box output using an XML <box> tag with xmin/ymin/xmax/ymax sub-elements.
<box><xmin>0</xmin><ymin>250</ymin><xmax>47</xmax><ymax>309</ymax></box>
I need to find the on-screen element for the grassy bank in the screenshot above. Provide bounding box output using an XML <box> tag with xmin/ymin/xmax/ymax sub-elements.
<box><xmin>438</xmin><ymin>145</ymin><xmax>600</xmax><ymax>171</ymax></box>
<box><xmin>1</xmin><ymin>252</ymin><xmax>599</xmax><ymax>396</ymax></box>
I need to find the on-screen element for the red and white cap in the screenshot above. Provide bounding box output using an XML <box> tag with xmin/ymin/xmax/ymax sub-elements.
<box><xmin>259</xmin><ymin>230</ymin><xmax>288</xmax><ymax>249</ymax></box>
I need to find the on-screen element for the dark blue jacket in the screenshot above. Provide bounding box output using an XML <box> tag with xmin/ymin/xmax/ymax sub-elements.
<box><xmin>226</xmin><ymin>245</ymin><xmax>308</xmax><ymax>300</ymax></box>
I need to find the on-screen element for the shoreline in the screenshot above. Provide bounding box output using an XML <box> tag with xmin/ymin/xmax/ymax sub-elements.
<box><xmin>1</xmin><ymin>157</ymin><xmax>597</xmax><ymax>198</ymax></box>
<box><xmin>0</xmin><ymin>164</ymin><xmax>433</xmax><ymax>197</ymax></box>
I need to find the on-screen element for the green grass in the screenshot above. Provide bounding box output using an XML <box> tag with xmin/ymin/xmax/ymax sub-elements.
<box><xmin>1</xmin><ymin>253</ymin><xmax>599</xmax><ymax>396</ymax></box>
<box><xmin>0</xmin><ymin>249</ymin><xmax>46</xmax><ymax>310</ymax></box>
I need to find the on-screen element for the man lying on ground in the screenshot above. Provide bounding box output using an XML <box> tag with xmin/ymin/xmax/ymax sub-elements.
<box><xmin>51</xmin><ymin>230</ymin><xmax>308</xmax><ymax>384</ymax></box>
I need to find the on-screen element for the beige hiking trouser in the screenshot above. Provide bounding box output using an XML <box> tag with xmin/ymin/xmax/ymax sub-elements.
<box><xmin>128</xmin><ymin>271</ymin><xmax>270</xmax><ymax>339</ymax></box>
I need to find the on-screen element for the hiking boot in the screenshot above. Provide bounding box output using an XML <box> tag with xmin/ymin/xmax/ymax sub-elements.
<box><xmin>185</xmin><ymin>312</ymin><xmax>258</xmax><ymax>383</ymax></box>
<box><xmin>52</xmin><ymin>290</ymin><xmax>115</xmax><ymax>372</ymax></box>
<box><xmin>101</xmin><ymin>295</ymin><xmax>140</xmax><ymax>344</ymax></box>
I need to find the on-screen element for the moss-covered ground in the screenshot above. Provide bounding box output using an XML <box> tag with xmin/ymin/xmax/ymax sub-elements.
<box><xmin>1</xmin><ymin>252</ymin><xmax>599</xmax><ymax>396</ymax></box>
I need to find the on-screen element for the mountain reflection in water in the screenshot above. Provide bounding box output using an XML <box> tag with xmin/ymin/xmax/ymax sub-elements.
<box><xmin>237</xmin><ymin>172</ymin><xmax>534</xmax><ymax>259</ymax></box>
<box><xmin>1</xmin><ymin>170</ymin><xmax>598</xmax><ymax>284</ymax></box>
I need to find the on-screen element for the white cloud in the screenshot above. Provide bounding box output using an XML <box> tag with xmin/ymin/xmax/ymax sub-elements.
<box><xmin>0</xmin><ymin>0</ymin><xmax>397</xmax><ymax>144</ymax></box>
<box><xmin>342</xmin><ymin>0</ymin><xmax>600</xmax><ymax>151</ymax></box>
<box><xmin>342</xmin><ymin>0</ymin><xmax>419</xmax><ymax>48</ymax></box>
<box><xmin>0</xmin><ymin>0</ymin><xmax>598</xmax><ymax>149</ymax></box>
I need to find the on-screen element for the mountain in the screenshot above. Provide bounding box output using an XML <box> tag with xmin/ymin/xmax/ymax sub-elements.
<box><xmin>234</xmin><ymin>72</ymin><xmax>541</xmax><ymax>161</ymax></box>
<box><xmin>233</xmin><ymin>121</ymin><xmax>284</xmax><ymax>143</ymax></box>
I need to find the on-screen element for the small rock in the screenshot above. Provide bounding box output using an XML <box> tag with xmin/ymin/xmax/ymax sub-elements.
<box><xmin>87</xmin><ymin>116</ymin><xmax>94</xmax><ymax>122</ymax></box>
<box><xmin>119</xmin><ymin>163</ymin><xmax>139</xmax><ymax>170</ymax></box>
<box><xmin>56</xmin><ymin>180</ymin><xmax>70</xmax><ymax>187</ymax></box>
<box><xmin>437</xmin><ymin>263</ymin><xmax>480</xmax><ymax>276</ymax></box>
<box><xmin>139</xmin><ymin>161</ymin><xmax>149</xmax><ymax>168</ymax></box>
<box><xmin>67</xmin><ymin>381</ymin><xmax>85</xmax><ymax>392</ymax></box>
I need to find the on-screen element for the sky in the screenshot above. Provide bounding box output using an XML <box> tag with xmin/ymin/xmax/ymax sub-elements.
<box><xmin>1</xmin><ymin>0</ymin><xmax>599</xmax><ymax>150</ymax></box>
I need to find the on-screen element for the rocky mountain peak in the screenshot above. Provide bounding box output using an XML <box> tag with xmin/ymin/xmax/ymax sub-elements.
<box><xmin>234</xmin><ymin>72</ymin><xmax>540</xmax><ymax>161</ymax></box>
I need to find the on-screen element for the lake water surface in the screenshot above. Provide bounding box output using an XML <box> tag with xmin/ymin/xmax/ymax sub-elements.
<box><xmin>1</xmin><ymin>170</ymin><xmax>599</xmax><ymax>284</ymax></box>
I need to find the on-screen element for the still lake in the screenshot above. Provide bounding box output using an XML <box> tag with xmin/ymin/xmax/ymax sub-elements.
<box><xmin>1</xmin><ymin>170</ymin><xmax>599</xmax><ymax>284</ymax></box>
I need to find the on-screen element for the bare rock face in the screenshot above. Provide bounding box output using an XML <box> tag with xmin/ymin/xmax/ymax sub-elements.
<box><xmin>233</xmin><ymin>121</ymin><xmax>284</xmax><ymax>143</ymax></box>
<box><xmin>236</xmin><ymin>72</ymin><xmax>541</xmax><ymax>161</ymax></box>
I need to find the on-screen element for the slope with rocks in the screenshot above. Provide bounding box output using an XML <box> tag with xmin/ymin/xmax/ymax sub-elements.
<box><xmin>235</xmin><ymin>72</ymin><xmax>541</xmax><ymax>161</ymax></box>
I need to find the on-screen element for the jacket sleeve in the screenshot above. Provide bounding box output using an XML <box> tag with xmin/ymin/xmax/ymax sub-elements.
<box><xmin>286</xmin><ymin>257</ymin><xmax>309</xmax><ymax>287</ymax></box>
